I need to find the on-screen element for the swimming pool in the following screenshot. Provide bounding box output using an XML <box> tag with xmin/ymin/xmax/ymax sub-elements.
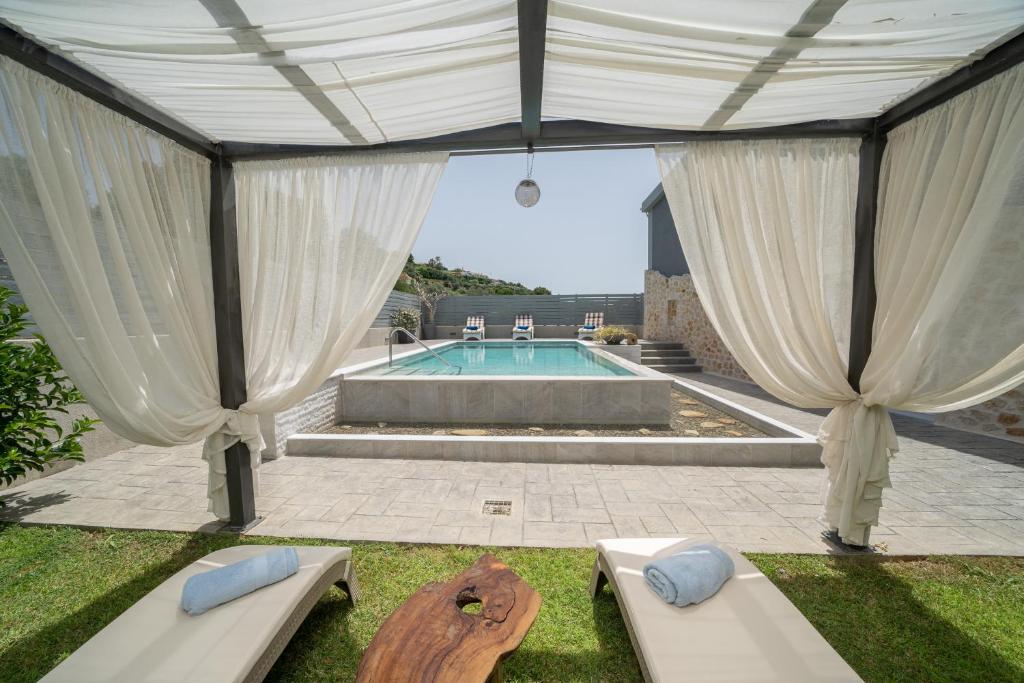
<box><xmin>358</xmin><ymin>341</ymin><xmax>635</xmax><ymax>377</ymax></box>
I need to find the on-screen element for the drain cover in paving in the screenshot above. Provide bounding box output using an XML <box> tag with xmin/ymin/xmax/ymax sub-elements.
<box><xmin>482</xmin><ymin>500</ymin><xmax>512</xmax><ymax>516</ymax></box>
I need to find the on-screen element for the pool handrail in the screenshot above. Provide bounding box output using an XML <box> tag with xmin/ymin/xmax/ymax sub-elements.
<box><xmin>388</xmin><ymin>328</ymin><xmax>455</xmax><ymax>369</ymax></box>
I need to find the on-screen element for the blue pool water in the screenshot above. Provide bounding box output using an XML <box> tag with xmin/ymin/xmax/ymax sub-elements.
<box><xmin>359</xmin><ymin>341</ymin><xmax>635</xmax><ymax>376</ymax></box>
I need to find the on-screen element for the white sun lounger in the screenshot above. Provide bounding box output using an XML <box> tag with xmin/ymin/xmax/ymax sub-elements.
<box><xmin>41</xmin><ymin>545</ymin><xmax>359</xmax><ymax>683</ymax></box>
<box><xmin>578</xmin><ymin>312</ymin><xmax>604</xmax><ymax>340</ymax></box>
<box><xmin>591</xmin><ymin>538</ymin><xmax>861</xmax><ymax>682</ymax></box>
<box><xmin>463</xmin><ymin>315</ymin><xmax>485</xmax><ymax>341</ymax></box>
<box><xmin>512</xmin><ymin>313</ymin><xmax>534</xmax><ymax>340</ymax></box>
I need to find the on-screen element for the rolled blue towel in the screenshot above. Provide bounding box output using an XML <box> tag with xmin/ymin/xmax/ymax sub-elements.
<box><xmin>643</xmin><ymin>544</ymin><xmax>735</xmax><ymax>607</ymax></box>
<box><xmin>181</xmin><ymin>547</ymin><xmax>299</xmax><ymax>616</ymax></box>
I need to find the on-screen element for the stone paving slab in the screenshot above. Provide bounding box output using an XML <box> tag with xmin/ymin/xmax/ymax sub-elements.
<box><xmin>1</xmin><ymin>374</ymin><xmax>1023</xmax><ymax>555</ymax></box>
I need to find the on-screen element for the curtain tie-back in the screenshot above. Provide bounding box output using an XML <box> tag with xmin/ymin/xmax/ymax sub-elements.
<box><xmin>202</xmin><ymin>410</ymin><xmax>266</xmax><ymax>521</ymax></box>
<box><xmin>818</xmin><ymin>399</ymin><xmax>899</xmax><ymax>546</ymax></box>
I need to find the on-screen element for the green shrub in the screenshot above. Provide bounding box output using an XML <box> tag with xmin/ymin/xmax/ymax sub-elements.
<box><xmin>0</xmin><ymin>288</ymin><xmax>96</xmax><ymax>495</ymax></box>
<box><xmin>595</xmin><ymin>326</ymin><xmax>629</xmax><ymax>345</ymax></box>
<box><xmin>389</xmin><ymin>307</ymin><xmax>421</xmax><ymax>333</ymax></box>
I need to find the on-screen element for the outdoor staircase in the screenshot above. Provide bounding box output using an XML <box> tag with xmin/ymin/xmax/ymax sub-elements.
<box><xmin>640</xmin><ymin>341</ymin><xmax>702</xmax><ymax>374</ymax></box>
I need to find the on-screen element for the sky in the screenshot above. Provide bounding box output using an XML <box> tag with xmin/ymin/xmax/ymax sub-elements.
<box><xmin>411</xmin><ymin>148</ymin><xmax>662</xmax><ymax>294</ymax></box>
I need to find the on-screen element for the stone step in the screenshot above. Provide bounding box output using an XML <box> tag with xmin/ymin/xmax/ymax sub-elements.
<box><xmin>642</xmin><ymin>356</ymin><xmax>697</xmax><ymax>365</ymax></box>
<box><xmin>645</xmin><ymin>364</ymin><xmax>703</xmax><ymax>373</ymax></box>
<box><xmin>641</xmin><ymin>348</ymin><xmax>690</xmax><ymax>357</ymax></box>
<box><xmin>640</xmin><ymin>342</ymin><xmax>686</xmax><ymax>349</ymax></box>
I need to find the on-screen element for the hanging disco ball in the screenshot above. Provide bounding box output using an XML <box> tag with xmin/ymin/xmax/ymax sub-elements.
<box><xmin>515</xmin><ymin>178</ymin><xmax>541</xmax><ymax>207</ymax></box>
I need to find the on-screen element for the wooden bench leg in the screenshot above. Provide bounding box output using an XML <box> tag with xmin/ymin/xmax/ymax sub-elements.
<box><xmin>589</xmin><ymin>557</ymin><xmax>608</xmax><ymax>598</ymax></box>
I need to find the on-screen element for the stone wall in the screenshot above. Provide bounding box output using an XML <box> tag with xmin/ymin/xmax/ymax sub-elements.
<box><xmin>936</xmin><ymin>389</ymin><xmax>1024</xmax><ymax>443</ymax></box>
<box><xmin>644</xmin><ymin>271</ymin><xmax>1024</xmax><ymax>444</ymax></box>
<box><xmin>644</xmin><ymin>270</ymin><xmax>750</xmax><ymax>381</ymax></box>
<box><xmin>260</xmin><ymin>373</ymin><xmax>343</xmax><ymax>458</ymax></box>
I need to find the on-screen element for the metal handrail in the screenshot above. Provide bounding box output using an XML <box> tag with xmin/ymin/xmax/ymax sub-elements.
<box><xmin>388</xmin><ymin>327</ymin><xmax>454</xmax><ymax>368</ymax></box>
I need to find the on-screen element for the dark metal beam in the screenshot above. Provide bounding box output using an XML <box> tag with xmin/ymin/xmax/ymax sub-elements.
<box><xmin>704</xmin><ymin>0</ymin><xmax>848</xmax><ymax>130</ymax></box>
<box><xmin>847</xmin><ymin>126</ymin><xmax>885</xmax><ymax>393</ymax></box>
<box><xmin>517</xmin><ymin>0</ymin><xmax>548</xmax><ymax>140</ymax></box>
<box><xmin>221</xmin><ymin>117</ymin><xmax>873</xmax><ymax>161</ymax></box>
<box><xmin>0</xmin><ymin>23</ymin><xmax>218</xmax><ymax>158</ymax></box>
<box><xmin>878</xmin><ymin>28</ymin><xmax>1024</xmax><ymax>133</ymax></box>
<box><xmin>209</xmin><ymin>156</ymin><xmax>258</xmax><ymax>531</ymax></box>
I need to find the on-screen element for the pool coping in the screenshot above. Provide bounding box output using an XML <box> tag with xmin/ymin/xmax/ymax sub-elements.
<box><xmin>334</xmin><ymin>339</ymin><xmax>664</xmax><ymax>382</ymax></box>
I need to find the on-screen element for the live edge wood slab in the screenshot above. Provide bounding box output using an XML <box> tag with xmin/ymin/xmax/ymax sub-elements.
<box><xmin>356</xmin><ymin>554</ymin><xmax>542</xmax><ymax>683</ymax></box>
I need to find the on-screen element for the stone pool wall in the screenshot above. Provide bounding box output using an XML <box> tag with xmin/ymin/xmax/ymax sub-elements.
<box><xmin>337</xmin><ymin>376</ymin><xmax>673</xmax><ymax>425</ymax></box>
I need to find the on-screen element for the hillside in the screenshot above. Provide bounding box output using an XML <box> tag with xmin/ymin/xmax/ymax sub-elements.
<box><xmin>396</xmin><ymin>256</ymin><xmax>550</xmax><ymax>296</ymax></box>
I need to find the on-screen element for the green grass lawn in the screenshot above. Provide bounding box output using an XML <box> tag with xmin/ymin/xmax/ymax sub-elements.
<box><xmin>0</xmin><ymin>524</ymin><xmax>1021</xmax><ymax>682</ymax></box>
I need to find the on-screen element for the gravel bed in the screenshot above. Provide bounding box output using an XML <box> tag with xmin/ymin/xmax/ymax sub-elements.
<box><xmin>326</xmin><ymin>390</ymin><xmax>767</xmax><ymax>438</ymax></box>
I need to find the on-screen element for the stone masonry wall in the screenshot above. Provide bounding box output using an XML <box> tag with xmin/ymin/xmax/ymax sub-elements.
<box><xmin>644</xmin><ymin>270</ymin><xmax>750</xmax><ymax>381</ymax></box>
<box><xmin>644</xmin><ymin>271</ymin><xmax>1024</xmax><ymax>444</ymax></box>
<box><xmin>260</xmin><ymin>375</ymin><xmax>342</xmax><ymax>458</ymax></box>
<box><xmin>936</xmin><ymin>389</ymin><xmax>1024</xmax><ymax>443</ymax></box>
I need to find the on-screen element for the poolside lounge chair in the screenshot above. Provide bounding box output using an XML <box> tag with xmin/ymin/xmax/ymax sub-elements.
<box><xmin>591</xmin><ymin>538</ymin><xmax>860</xmax><ymax>683</ymax></box>
<box><xmin>41</xmin><ymin>545</ymin><xmax>359</xmax><ymax>683</ymax></box>
<box><xmin>512</xmin><ymin>313</ymin><xmax>534</xmax><ymax>340</ymax></box>
<box><xmin>578</xmin><ymin>312</ymin><xmax>604</xmax><ymax>340</ymax></box>
<box><xmin>463</xmin><ymin>315</ymin><xmax>485</xmax><ymax>341</ymax></box>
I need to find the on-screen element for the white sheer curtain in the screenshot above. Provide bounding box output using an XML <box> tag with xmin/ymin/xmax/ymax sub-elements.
<box><xmin>819</xmin><ymin>63</ymin><xmax>1024</xmax><ymax>545</ymax></box>
<box><xmin>0</xmin><ymin>56</ymin><xmax>227</xmax><ymax>450</ymax></box>
<box><xmin>659</xmin><ymin>64</ymin><xmax>1024</xmax><ymax>546</ymax></box>
<box><xmin>658</xmin><ymin>138</ymin><xmax>872</xmax><ymax>542</ymax></box>
<box><xmin>199</xmin><ymin>153</ymin><xmax>448</xmax><ymax>516</ymax></box>
<box><xmin>0</xmin><ymin>55</ymin><xmax>448</xmax><ymax>521</ymax></box>
<box><xmin>656</xmin><ymin>139</ymin><xmax>858</xmax><ymax>408</ymax></box>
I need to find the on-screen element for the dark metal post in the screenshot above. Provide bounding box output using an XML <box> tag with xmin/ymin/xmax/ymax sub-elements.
<box><xmin>847</xmin><ymin>126</ymin><xmax>886</xmax><ymax>392</ymax></box>
<box><xmin>209</xmin><ymin>154</ymin><xmax>258</xmax><ymax>531</ymax></box>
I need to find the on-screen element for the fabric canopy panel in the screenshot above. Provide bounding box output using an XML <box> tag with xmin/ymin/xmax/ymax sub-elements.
<box><xmin>0</xmin><ymin>0</ymin><xmax>520</xmax><ymax>144</ymax></box>
<box><xmin>547</xmin><ymin>0</ymin><xmax>1024</xmax><ymax>130</ymax></box>
<box><xmin>0</xmin><ymin>56</ymin><xmax>226</xmax><ymax>448</ymax></box>
<box><xmin>2</xmin><ymin>1</ymin><xmax>1023</xmax><ymax>143</ymax></box>
<box><xmin>201</xmin><ymin>151</ymin><xmax>448</xmax><ymax>517</ymax></box>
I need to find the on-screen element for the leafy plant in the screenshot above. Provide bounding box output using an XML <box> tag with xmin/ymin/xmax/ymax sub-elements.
<box><xmin>411</xmin><ymin>278</ymin><xmax>447</xmax><ymax>323</ymax></box>
<box><xmin>595</xmin><ymin>326</ymin><xmax>630</xmax><ymax>345</ymax></box>
<box><xmin>389</xmin><ymin>307</ymin><xmax>421</xmax><ymax>333</ymax></box>
<box><xmin>0</xmin><ymin>288</ymin><xmax>97</xmax><ymax>495</ymax></box>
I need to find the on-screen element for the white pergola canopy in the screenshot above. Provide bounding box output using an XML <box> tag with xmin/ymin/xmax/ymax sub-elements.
<box><xmin>1</xmin><ymin>0</ymin><xmax>1022</xmax><ymax>146</ymax></box>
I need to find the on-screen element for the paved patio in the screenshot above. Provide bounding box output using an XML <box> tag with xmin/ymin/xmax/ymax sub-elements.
<box><xmin>2</xmin><ymin>368</ymin><xmax>1022</xmax><ymax>555</ymax></box>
